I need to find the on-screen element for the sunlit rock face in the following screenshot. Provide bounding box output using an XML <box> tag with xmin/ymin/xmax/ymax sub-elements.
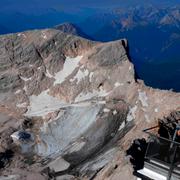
<box><xmin>0</xmin><ymin>29</ymin><xmax>179</xmax><ymax>179</ymax></box>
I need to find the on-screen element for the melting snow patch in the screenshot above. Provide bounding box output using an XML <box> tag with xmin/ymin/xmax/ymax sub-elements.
<box><xmin>118</xmin><ymin>121</ymin><xmax>125</xmax><ymax>131</ymax></box>
<box><xmin>36</xmin><ymin>104</ymin><xmax>101</xmax><ymax>156</ymax></box>
<box><xmin>89</xmin><ymin>72</ymin><xmax>94</xmax><ymax>82</ymax></box>
<box><xmin>48</xmin><ymin>157</ymin><xmax>70</xmax><ymax>172</ymax></box>
<box><xmin>127</xmin><ymin>105</ymin><xmax>137</xmax><ymax>122</ymax></box>
<box><xmin>70</xmin><ymin>68</ymin><xmax>89</xmax><ymax>84</ymax></box>
<box><xmin>25</xmin><ymin>90</ymin><xmax>68</xmax><ymax>118</ymax></box>
<box><xmin>16</xmin><ymin>102</ymin><xmax>27</xmax><ymax>108</ymax></box>
<box><xmin>75</xmin><ymin>92</ymin><xmax>97</xmax><ymax>102</ymax></box>
<box><xmin>42</xmin><ymin>31</ymin><xmax>47</xmax><ymax>39</ymax></box>
<box><xmin>68</xmin><ymin>141</ymin><xmax>86</xmax><ymax>153</ymax></box>
<box><xmin>142</xmin><ymin>107</ymin><xmax>146</xmax><ymax>112</ymax></box>
<box><xmin>103</xmin><ymin>108</ymin><xmax>110</xmax><ymax>113</ymax></box>
<box><xmin>80</xmin><ymin>147</ymin><xmax>116</xmax><ymax>172</ymax></box>
<box><xmin>113</xmin><ymin>110</ymin><xmax>117</xmax><ymax>115</ymax></box>
<box><xmin>138</xmin><ymin>91</ymin><xmax>148</xmax><ymax>107</ymax></box>
<box><xmin>115</xmin><ymin>82</ymin><xmax>120</xmax><ymax>87</ymax></box>
<box><xmin>22</xmin><ymin>33</ymin><xmax>26</xmax><ymax>39</ymax></box>
<box><xmin>25</xmin><ymin>89</ymin><xmax>93</xmax><ymax>118</ymax></box>
<box><xmin>15</xmin><ymin>89</ymin><xmax>21</xmax><ymax>94</ymax></box>
<box><xmin>46</xmin><ymin>69</ymin><xmax>53</xmax><ymax>78</ymax></box>
<box><xmin>114</xmin><ymin>82</ymin><xmax>124</xmax><ymax>87</ymax></box>
<box><xmin>20</xmin><ymin>76</ymin><xmax>32</xmax><ymax>81</ymax></box>
<box><xmin>80</xmin><ymin>65</ymin><xmax>84</xmax><ymax>69</ymax></box>
<box><xmin>75</xmin><ymin>89</ymin><xmax>110</xmax><ymax>102</ymax></box>
<box><xmin>11</xmin><ymin>131</ymin><xmax>20</xmax><ymax>142</ymax></box>
<box><xmin>98</xmin><ymin>101</ymin><xmax>106</xmax><ymax>105</ymax></box>
<box><xmin>145</xmin><ymin>114</ymin><xmax>150</xmax><ymax>122</ymax></box>
<box><xmin>23</xmin><ymin>85</ymin><xmax>27</xmax><ymax>92</ymax></box>
<box><xmin>54</xmin><ymin>56</ymin><xmax>83</xmax><ymax>85</ymax></box>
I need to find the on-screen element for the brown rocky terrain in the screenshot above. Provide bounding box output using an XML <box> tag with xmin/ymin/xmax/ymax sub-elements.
<box><xmin>55</xmin><ymin>23</ymin><xmax>92</xmax><ymax>40</ymax></box>
<box><xmin>0</xmin><ymin>29</ymin><xmax>179</xmax><ymax>180</ymax></box>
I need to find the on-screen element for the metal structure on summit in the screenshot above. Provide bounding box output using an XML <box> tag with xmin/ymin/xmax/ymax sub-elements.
<box><xmin>137</xmin><ymin>119</ymin><xmax>180</xmax><ymax>180</ymax></box>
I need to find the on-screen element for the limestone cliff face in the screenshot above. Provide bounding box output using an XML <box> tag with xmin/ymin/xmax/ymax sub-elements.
<box><xmin>0</xmin><ymin>29</ymin><xmax>179</xmax><ymax>180</ymax></box>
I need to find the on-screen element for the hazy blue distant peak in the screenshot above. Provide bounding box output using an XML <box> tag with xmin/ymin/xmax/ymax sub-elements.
<box><xmin>1</xmin><ymin>0</ymin><xmax>180</xmax><ymax>11</ymax></box>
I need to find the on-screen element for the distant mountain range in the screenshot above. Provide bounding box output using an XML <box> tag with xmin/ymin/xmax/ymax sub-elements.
<box><xmin>54</xmin><ymin>5</ymin><xmax>180</xmax><ymax>63</ymax></box>
<box><xmin>76</xmin><ymin>5</ymin><xmax>180</xmax><ymax>91</ymax></box>
<box><xmin>0</xmin><ymin>3</ymin><xmax>179</xmax><ymax>91</ymax></box>
<box><xmin>78</xmin><ymin>5</ymin><xmax>180</xmax><ymax>61</ymax></box>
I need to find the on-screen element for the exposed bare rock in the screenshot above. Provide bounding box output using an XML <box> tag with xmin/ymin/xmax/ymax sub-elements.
<box><xmin>55</xmin><ymin>22</ymin><xmax>92</xmax><ymax>40</ymax></box>
<box><xmin>0</xmin><ymin>29</ymin><xmax>179</xmax><ymax>179</ymax></box>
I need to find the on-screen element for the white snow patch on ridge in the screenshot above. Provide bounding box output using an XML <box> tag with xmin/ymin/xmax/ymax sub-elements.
<box><xmin>89</xmin><ymin>72</ymin><xmax>94</xmax><ymax>82</ymax></box>
<box><xmin>113</xmin><ymin>110</ymin><xmax>117</xmax><ymax>115</ymax></box>
<box><xmin>20</xmin><ymin>76</ymin><xmax>32</xmax><ymax>81</ymax></box>
<box><xmin>16</xmin><ymin>102</ymin><xmax>27</xmax><ymax>108</ymax></box>
<box><xmin>145</xmin><ymin>114</ymin><xmax>150</xmax><ymax>122</ymax></box>
<box><xmin>36</xmin><ymin>104</ymin><xmax>101</xmax><ymax>156</ymax></box>
<box><xmin>75</xmin><ymin>89</ymin><xmax>110</xmax><ymax>103</ymax></box>
<box><xmin>114</xmin><ymin>82</ymin><xmax>124</xmax><ymax>87</ymax></box>
<box><xmin>15</xmin><ymin>89</ymin><xmax>21</xmax><ymax>94</ymax></box>
<box><xmin>25</xmin><ymin>90</ymin><xmax>67</xmax><ymax>117</ymax></box>
<box><xmin>138</xmin><ymin>91</ymin><xmax>148</xmax><ymax>107</ymax></box>
<box><xmin>68</xmin><ymin>141</ymin><xmax>86</xmax><ymax>153</ymax></box>
<box><xmin>54</xmin><ymin>56</ymin><xmax>83</xmax><ymax>85</ymax></box>
<box><xmin>103</xmin><ymin>108</ymin><xmax>110</xmax><ymax>113</ymax></box>
<box><xmin>23</xmin><ymin>85</ymin><xmax>27</xmax><ymax>92</ymax></box>
<box><xmin>118</xmin><ymin>121</ymin><xmax>125</xmax><ymax>131</ymax></box>
<box><xmin>42</xmin><ymin>31</ymin><xmax>47</xmax><ymax>39</ymax></box>
<box><xmin>70</xmin><ymin>68</ymin><xmax>89</xmax><ymax>84</ymax></box>
<box><xmin>25</xmin><ymin>89</ymin><xmax>93</xmax><ymax>118</ymax></box>
<box><xmin>46</xmin><ymin>69</ymin><xmax>53</xmax><ymax>78</ymax></box>
<box><xmin>127</xmin><ymin>105</ymin><xmax>137</xmax><ymax>122</ymax></box>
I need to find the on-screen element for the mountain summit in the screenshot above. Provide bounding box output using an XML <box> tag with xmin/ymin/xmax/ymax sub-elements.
<box><xmin>55</xmin><ymin>22</ymin><xmax>93</xmax><ymax>40</ymax></box>
<box><xmin>0</xmin><ymin>29</ymin><xmax>179</xmax><ymax>179</ymax></box>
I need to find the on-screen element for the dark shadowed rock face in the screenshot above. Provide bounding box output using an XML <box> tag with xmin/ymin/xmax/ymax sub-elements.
<box><xmin>0</xmin><ymin>150</ymin><xmax>14</xmax><ymax>169</ymax></box>
<box><xmin>0</xmin><ymin>29</ymin><xmax>179</xmax><ymax>180</ymax></box>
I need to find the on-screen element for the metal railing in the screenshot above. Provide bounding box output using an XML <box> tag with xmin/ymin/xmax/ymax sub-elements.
<box><xmin>144</xmin><ymin>133</ymin><xmax>180</xmax><ymax>180</ymax></box>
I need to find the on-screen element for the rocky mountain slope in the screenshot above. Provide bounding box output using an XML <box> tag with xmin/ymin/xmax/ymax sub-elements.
<box><xmin>55</xmin><ymin>23</ymin><xmax>92</xmax><ymax>40</ymax></box>
<box><xmin>0</xmin><ymin>29</ymin><xmax>179</xmax><ymax>180</ymax></box>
